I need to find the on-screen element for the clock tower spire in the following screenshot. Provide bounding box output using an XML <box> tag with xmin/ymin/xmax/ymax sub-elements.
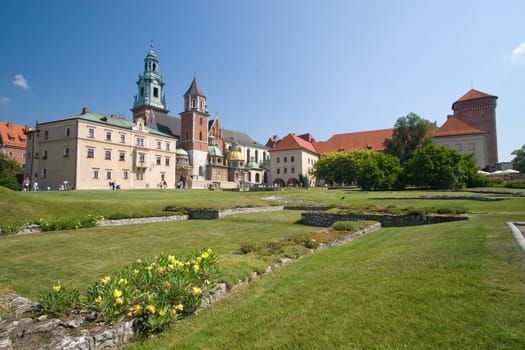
<box><xmin>131</xmin><ymin>42</ymin><xmax>169</xmax><ymax>124</ymax></box>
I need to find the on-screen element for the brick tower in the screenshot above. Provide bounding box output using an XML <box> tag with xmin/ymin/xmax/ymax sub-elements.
<box><xmin>451</xmin><ymin>89</ymin><xmax>498</xmax><ymax>168</ymax></box>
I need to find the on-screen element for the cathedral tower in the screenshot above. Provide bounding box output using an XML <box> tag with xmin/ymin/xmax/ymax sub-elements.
<box><xmin>452</xmin><ymin>89</ymin><xmax>498</xmax><ymax>168</ymax></box>
<box><xmin>131</xmin><ymin>43</ymin><xmax>169</xmax><ymax>124</ymax></box>
<box><xmin>180</xmin><ymin>77</ymin><xmax>209</xmax><ymax>178</ymax></box>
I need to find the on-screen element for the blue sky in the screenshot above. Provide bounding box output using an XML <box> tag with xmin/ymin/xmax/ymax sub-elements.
<box><xmin>1</xmin><ymin>0</ymin><xmax>523</xmax><ymax>162</ymax></box>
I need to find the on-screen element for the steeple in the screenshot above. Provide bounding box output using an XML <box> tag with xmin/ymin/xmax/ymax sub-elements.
<box><xmin>183</xmin><ymin>77</ymin><xmax>207</xmax><ymax>114</ymax></box>
<box><xmin>132</xmin><ymin>42</ymin><xmax>168</xmax><ymax>119</ymax></box>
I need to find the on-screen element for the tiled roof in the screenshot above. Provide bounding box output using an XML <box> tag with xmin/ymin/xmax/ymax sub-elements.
<box><xmin>454</xmin><ymin>89</ymin><xmax>496</xmax><ymax>103</ymax></box>
<box><xmin>433</xmin><ymin>116</ymin><xmax>486</xmax><ymax>137</ymax></box>
<box><xmin>184</xmin><ymin>77</ymin><xmax>205</xmax><ymax>97</ymax></box>
<box><xmin>270</xmin><ymin>133</ymin><xmax>320</xmax><ymax>155</ymax></box>
<box><xmin>222</xmin><ymin>129</ymin><xmax>267</xmax><ymax>149</ymax></box>
<box><xmin>0</xmin><ymin>121</ymin><xmax>27</xmax><ymax>148</ymax></box>
<box><xmin>313</xmin><ymin>128</ymin><xmax>393</xmax><ymax>153</ymax></box>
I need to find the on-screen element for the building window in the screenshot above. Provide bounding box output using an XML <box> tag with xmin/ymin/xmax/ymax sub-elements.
<box><xmin>291</xmin><ymin>156</ymin><xmax>295</xmax><ymax>162</ymax></box>
<box><xmin>136</xmin><ymin>170</ymin><xmax>144</xmax><ymax>180</ymax></box>
<box><xmin>106</xmin><ymin>131</ymin><xmax>112</xmax><ymax>141</ymax></box>
<box><xmin>106</xmin><ymin>171</ymin><xmax>112</xmax><ymax>180</ymax></box>
<box><xmin>199</xmin><ymin>131</ymin><xmax>202</xmax><ymax>141</ymax></box>
<box><xmin>139</xmin><ymin>153</ymin><xmax>146</xmax><ymax>163</ymax></box>
<box><xmin>165</xmin><ymin>142</ymin><xmax>170</xmax><ymax>151</ymax></box>
<box><xmin>65</xmin><ymin>127</ymin><xmax>70</xmax><ymax>137</ymax></box>
<box><xmin>120</xmin><ymin>134</ymin><xmax>126</xmax><ymax>143</ymax></box>
<box><xmin>157</xmin><ymin>140</ymin><xmax>161</xmax><ymax>149</ymax></box>
<box><xmin>153</xmin><ymin>87</ymin><xmax>159</xmax><ymax>98</ymax></box>
<box><xmin>43</xmin><ymin>150</ymin><xmax>48</xmax><ymax>159</ymax></box>
<box><xmin>136</xmin><ymin>137</ymin><xmax>144</xmax><ymax>146</ymax></box>
<box><xmin>87</xmin><ymin>148</ymin><xmax>94</xmax><ymax>158</ymax></box>
<box><xmin>156</xmin><ymin>156</ymin><xmax>161</xmax><ymax>166</ymax></box>
<box><xmin>42</xmin><ymin>169</ymin><xmax>47</xmax><ymax>179</ymax></box>
<box><xmin>284</xmin><ymin>157</ymin><xmax>287</xmax><ymax>163</ymax></box>
<box><xmin>276</xmin><ymin>157</ymin><xmax>280</xmax><ymax>163</ymax></box>
<box><xmin>165</xmin><ymin>157</ymin><xmax>170</xmax><ymax>166</ymax></box>
<box><xmin>192</xmin><ymin>99</ymin><xmax>196</xmax><ymax>108</ymax></box>
<box><xmin>291</xmin><ymin>167</ymin><xmax>295</xmax><ymax>173</ymax></box>
<box><xmin>276</xmin><ymin>168</ymin><xmax>280</xmax><ymax>174</ymax></box>
<box><xmin>140</xmin><ymin>87</ymin><xmax>144</xmax><ymax>97</ymax></box>
<box><xmin>105</xmin><ymin>150</ymin><xmax>111</xmax><ymax>160</ymax></box>
<box><xmin>88</xmin><ymin>128</ymin><xmax>94</xmax><ymax>138</ymax></box>
<box><xmin>64</xmin><ymin>147</ymin><xmax>70</xmax><ymax>157</ymax></box>
<box><xmin>123</xmin><ymin>170</ymin><xmax>129</xmax><ymax>179</ymax></box>
<box><xmin>93</xmin><ymin>169</ymin><xmax>99</xmax><ymax>179</ymax></box>
<box><xmin>284</xmin><ymin>168</ymin><xmax>287</xmax><ymax>174</ymax></box>
<box><xmin>44</xmin><ymin>130</ymin><xmax>49</xmax><ymax>140</ymax></box>
<box><xmin>119</xmin><ymin>152</ymin><xmax>125</xmax><ymax>161</ymax></box>
<box><xmin>200</xmin><ymin>117</ymin><xmax>203</xmax><ymax>125</ymax></box>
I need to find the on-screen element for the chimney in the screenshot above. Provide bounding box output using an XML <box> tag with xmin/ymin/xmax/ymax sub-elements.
<box><xmin>82</xmin><ymin>107</ymin><xmax>89</xmax><ymax>114</ymax></box>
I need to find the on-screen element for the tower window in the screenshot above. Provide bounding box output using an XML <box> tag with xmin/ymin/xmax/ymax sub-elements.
<box><xmin>65</xmin><ymin>127</ymin><xmax>70</xmax><ymax>137</ymax></box>
<box><xmin>153</xmin><ymin>87</ymin><xmax>159</xmax><ymax>98</ymax></box>
<box><xmin>199</xmin><ymin>131</ymin><xmax>202</xmax><ymax>141</ymax></box>
<box><xmin>141</xmin><ymin>87</ymin><xmax>144</xmax><ymax>97</ymax></box>
<box><xmin>192</xmin><ymin>99</ymin><xmax>196</xmax><ymax>108</ymax></box>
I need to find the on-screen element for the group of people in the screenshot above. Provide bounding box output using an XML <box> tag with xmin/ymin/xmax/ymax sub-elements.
<box><xmin>108</xmin><ymin>181</ymin><xmax>120</xmax><ymax>191</ymax></box>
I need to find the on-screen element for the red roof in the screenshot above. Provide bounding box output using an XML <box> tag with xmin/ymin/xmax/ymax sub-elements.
<box><xmin>0</xmin><ymin>121</ymin><xmax>27</xmax><ymax>148</ymax></box>
<box><xmin>433</xmin><ymin>116</ymin><xmax>486</xmax><ymax>137</ymax></box>
<box><xmin>269</xmin><ymin>133</ymin><xmax>319</xmax><ymax>155</ymax></box>
<box><xmin>454</xmin><ymin>89</ymin><xmax>497</xmax><ymax>104</ymax></box>
<box><xmin>313</xmin><ymin>128</ymin><xmax>393</xmax><ymax>154</ymax></box>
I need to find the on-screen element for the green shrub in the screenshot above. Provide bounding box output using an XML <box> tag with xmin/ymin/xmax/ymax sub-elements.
<box><xmin>332</xmin><ymin>221</ymin><xmax>360</xmax><ymax>232</ymax></box>
<box><xmin>39</xmin><ymin>283</ymin><xmax>82</xmax><ymax>317</ymax></box>
<box><xmin>504</xmin><ymin>181</ymin><xmax>525</xmax><ymax>189</ymax></box>
<box><xmin>0</xmin><ymin>221</ymin><xmax>23</xmax><ymax>234</ymax></box>
<box><xmin>40</xmin><ymin>248</ymin><xmax>220</xmax><ymax>335</ymax></box>
<box><xmin>34</xmin><ymin>214</ymin><xmax>104</xmax><ymax>231</ymax></box>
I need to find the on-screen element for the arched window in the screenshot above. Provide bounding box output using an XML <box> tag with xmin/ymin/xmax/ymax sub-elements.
<box><xmin>199</xmin><ymin>131</ymin><xmax>202</xmax><ymax>141</ymax></box>
<box><xmin>255</xmin><ymin>173</ymin><xmax>260</xmax><ymax>183</ymax></box>
<box><xmin>192</xmin><ymin>99</ymin><xmax>196</xmax><ymax>108</ymax></box>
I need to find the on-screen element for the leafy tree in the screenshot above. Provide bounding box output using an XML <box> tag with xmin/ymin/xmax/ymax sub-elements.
<box><xmin>511</xmin><ymin>145</ymin><xmax>525</xmax><ymax>173</ymax></box>
<box><xmin>383</xmin><ymin>113</ymin><xmax>434</xmax><ymax>165</ymax></box>
<box><xmin>406</xmin><ymin>144</ymin><xmax>481</xmax><ymax>190</ymax></box>
<box><xmin>0</xmin><ymin>155</ymin><xmax>23</xmax><ymax>191</ymax></box>
<box><xmin>310</xmin><ymin>149</ymin><xmax>401</xmax><ymax>190</ymax></box>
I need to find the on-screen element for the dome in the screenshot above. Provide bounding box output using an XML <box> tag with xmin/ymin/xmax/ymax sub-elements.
<box><xmin>176</xmin><ymin>148</ymin><xmax>188</xmax><ymax>156</ymax></box>
<box><xmin>226</xmin><ymin>150</ymin><xmax>244</xmax><ymax>161</ymax></box>
<box><xmin>245</xmin><ymin>161</ymin><xmax>259</xmax><ymax>169</ymax></box>
<box><xmin>208</xmin><ymin>145</ymin><xmax>223</xmax><ymax>157</ymax></box>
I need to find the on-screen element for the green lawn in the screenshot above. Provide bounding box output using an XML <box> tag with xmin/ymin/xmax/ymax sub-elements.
<box><xmin>1</xmin><ymin>187</ymin><xmax>525</xmax><ymax>349</ymax></box>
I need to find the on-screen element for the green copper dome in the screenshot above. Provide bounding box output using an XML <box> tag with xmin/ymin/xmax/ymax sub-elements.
<box><xmin>176</xmin><ymin>148</ymin><xmax>188</xmax><ymax>156</ymax></box>
<box><xmin>245</xmin><ymin>161</ymin><xmax>259</xmax><ymax>169</ymax></box>
<box><xmin>208</xmin><ymin>145</ymin><xmax>223</xmax><ymax>157</ymax></box>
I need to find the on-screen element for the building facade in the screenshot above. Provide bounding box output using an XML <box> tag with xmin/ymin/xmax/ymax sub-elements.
<box><xmin>131</xmin><ymin>45</ymin><xmax>269</xmax><ymax>189</ymax></box>
<box><xmin>25</xmin><ymin>108</ymin><xmax>177</xmax><ymax>190</ymax></box>
<box><xmin>0</xmin><ymin>121</ymin><xmax>27</xmax><ymax>167</ymax></box>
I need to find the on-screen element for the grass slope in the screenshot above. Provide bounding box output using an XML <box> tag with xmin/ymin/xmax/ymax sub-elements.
<box><xmin>125</xmin><ymin>215</ymin><xmax>525</xmax><ymax>349</ymax></box>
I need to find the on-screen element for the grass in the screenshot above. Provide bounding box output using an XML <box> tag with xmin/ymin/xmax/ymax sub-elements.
<box><xmin>1</xmin><ymin>187</ymin><xmax>525</xmax><ymax>348</ymax></box>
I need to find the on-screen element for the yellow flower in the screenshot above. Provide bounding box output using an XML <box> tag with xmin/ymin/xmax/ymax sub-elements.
<box><xmin>175</xmin><ymin>303</ymin><xmax>184</xmax><ymax>311</ymax></box>
<box><xmin>171</xmin><ymin>309</ymin><xmax>178</xmax><ymax>317</ymax></box>
<box><xmin>115</xmin><ymin>297</ymin><xmax>123</xmax><ymax>305</ymax></box>
<box><xmin>133</xmin><ymin>269</ymin><xmax>140</xmax><ymax>275</ymax></box>
<box><xmin>193</xmin><ymin>264</ymin><xmax>200</xmax><ymax>272</ymax></box>
<box><xmin>52</xmin><ymin>285</ymin><xmax>61</xmax><ymax>292</ymax></box>
<box><xmin>191</xmin><ymin>287</ymin><xmax>203</xmax><ymax>296</ymax></box>
<box><xmin>167</xmin><ymin>254</ymin><xmax>176</xmax><ymax>263</ymax></box>
<box><xmin>136</xmin><ymin>259</ymin><xmax>142</xmax><ymax>264</ymax></box>
<box><xmin>201</xmin><ymin>252</ymin><xmax>209</xmax><ymax>259</ymax></box>
<box><xmin>196</xmin><ymin>256</ymin><xmax>202</xmax><ymax>263</ymax></box>
<box><xmin>146</xmin><ymin>304</ymin><xmax>156</xmax><ymax>314</ymax></box>
<box><xmin>159</xmin><ymin>309</ymin><xmax>166</xmax><ymax>317</ymax></box>
<box><xmin>113</xmin><ymin>289</ymin><xmax>123</xmax><ymax>298</ymax></box>
<box><xmin>132</xmin><ymin>304</ymin><xmax>142</xmax><ymax>316</ymax></box>
<box><xmin>119</xmin><ymin>278</ymin><xmax>128</xmax><ymax>285</ymax></box>
<box><xmin>101</xmin><ymin>276</ymin><xmax>111</xmax><ymax>285</ymax></box>
<box><xmin>95</xmin><ymin>296</ymin><xmax>102</xmax><ymax>303</ymax></box>
<box><xmin>207</xmin><ymin>248</ymin><xmax>213</xmax><ymax>255</ymax></box>
<box><xmin>146</xmin><ymin>264</ymin><xmax>153</xmax><ymax>271</ymax></box>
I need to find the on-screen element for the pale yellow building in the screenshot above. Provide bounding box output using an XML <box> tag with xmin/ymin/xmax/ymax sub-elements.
<box><xmin>268</xmin><ymin>133</ymin><xmax>319</xmax><ymax>187</ymax></box>
<box><xmin>25</xmin><ymin>108</ymin><xmax>177</xmax><ymax>190</ymax></box>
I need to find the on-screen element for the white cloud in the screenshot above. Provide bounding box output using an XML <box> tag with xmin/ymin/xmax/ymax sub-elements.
<box><xmin>13</xmin><ymin>74</ymin><xmax>30</xmax><ymax>90</ymax></box>
<box><xmin>510</xmin><ymin>42</ymin><xmax>525</xmax><ymax>62</ymax></box>
<box><xmin>0</xmin><ymin>97</ymin><xmax>12</xmax><ymax>105</ymax></box>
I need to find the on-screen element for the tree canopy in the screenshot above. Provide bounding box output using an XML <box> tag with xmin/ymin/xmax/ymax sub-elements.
<box><xmin>511</xmin><ymin>145</ymin><xmax>525</xmax><ymax>173</ymax></box>
<box><xmin>383</xmin><ymin>113</ymin><xmax>434</xmax><ymax>165</ymax></box>
<box><xmin>0</xmin><ymin>155</ymin><xmax>23</xmax><ymax>191</ymax></box>
<box><xmin>406</xmin><ymin>144</ymin><xmax>483</xmax><ymax>189</ymax></box>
